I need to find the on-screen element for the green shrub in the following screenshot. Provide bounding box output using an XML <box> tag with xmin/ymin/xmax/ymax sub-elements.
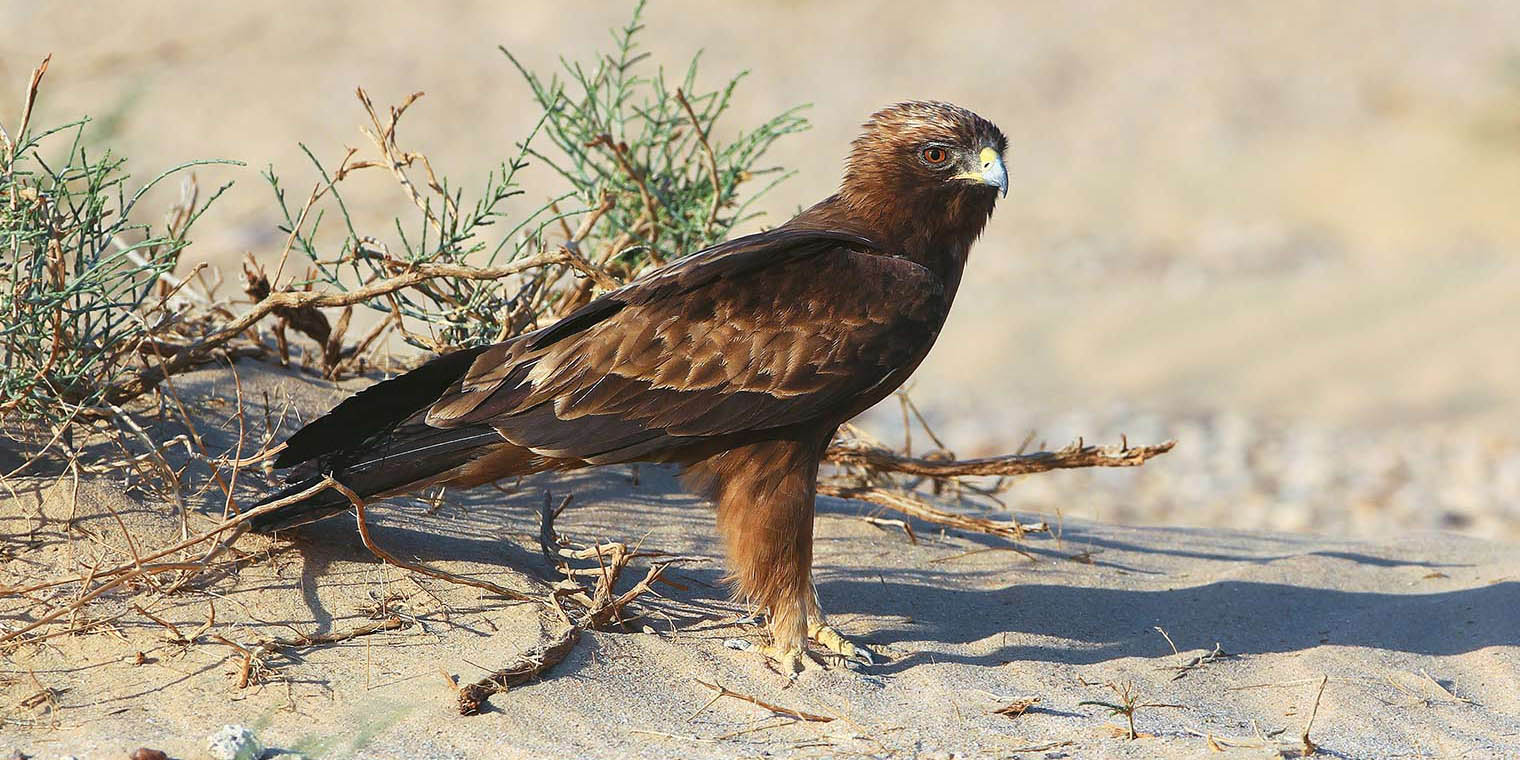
<box><xmin>1</xmin><ymin>68</ymin><xmax>235</xmax><ymax>430</ymax></box>
<box><xmin>271</xmin><ymin>0</ymin><xmax>808</xmax><ymax>350</ymax></box>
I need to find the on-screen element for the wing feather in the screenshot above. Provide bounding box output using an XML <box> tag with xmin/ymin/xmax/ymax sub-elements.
<box><xmin>423</xmin><ymin>226</ymin><xmax>945</xmax><ymax>465</ymax></box>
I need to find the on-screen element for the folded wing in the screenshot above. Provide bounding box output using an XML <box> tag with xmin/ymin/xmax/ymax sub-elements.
<box><xmin>424</xmin><ymin>228</ymin><xmax>947</xmax><ymax>465</ymax></box>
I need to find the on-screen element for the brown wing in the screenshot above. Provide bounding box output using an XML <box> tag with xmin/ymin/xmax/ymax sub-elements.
<box><xmin>424</xmin><ymin>228</ymin><xmax>947</xmax><ymax>464</ymax></box>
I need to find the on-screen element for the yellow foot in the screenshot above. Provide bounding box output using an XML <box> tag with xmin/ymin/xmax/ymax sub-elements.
<box><xmin>809</xmin><ymin>623</ymin><xmax>876</xmax><ymax>665</ymax></box>
<box><xmin>722</xmin><ymin>625</ymin><xmax>876</xmax><ymax>671</ymax></box>
<box><xmin>723</xmin><ymin>638</ymin><xmax>820</xmax><ymax>673</ymax></box>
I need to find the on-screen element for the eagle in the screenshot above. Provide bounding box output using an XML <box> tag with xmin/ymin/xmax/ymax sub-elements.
<box><xmin>249</xmin><ymin>101</ymin><xmax>1009</xmax><ymax>671</ymax></box>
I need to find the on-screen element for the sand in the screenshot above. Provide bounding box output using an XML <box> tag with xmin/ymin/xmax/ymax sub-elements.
<box><xmin>3</xmin><ymin>361</ymin><xmax>1518</xmax><ymax>759</ymax></box>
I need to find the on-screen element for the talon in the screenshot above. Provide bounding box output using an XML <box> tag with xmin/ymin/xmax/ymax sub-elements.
<box><xmin>724</xmin><ymin>638</ymin><xmax>816</xmax><ymax>673</ymax></box>
<box><xmin>809</xmin><ymin>623</ymin><xmax>876</xmax><ymax>665</ymax></box>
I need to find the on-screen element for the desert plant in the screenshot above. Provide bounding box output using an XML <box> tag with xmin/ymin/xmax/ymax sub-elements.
<box><xmin>1078</xmin><ymin>680</ymin><xmax>1185</xmax><ymax>740</ymax></box>
<box><xmin>0</xmin><ymin>58</ymin><xmax>236</xmax><ymax>432</ymax></box>
<box><xmin>502</xmin><ymin>0</ymin><xmax>808</xmax><ymax>279</ymax></box>
<box><xmin>266</xmin><ymin>0</ymin><xmax>809</xmax><ymax>352</ymax></box>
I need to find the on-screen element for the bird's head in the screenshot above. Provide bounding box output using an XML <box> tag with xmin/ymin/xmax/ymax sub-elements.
<box><xmin>834</xmin><ymin>101</ymin><xmax>1008</xmax><ymax>253</ymax></box>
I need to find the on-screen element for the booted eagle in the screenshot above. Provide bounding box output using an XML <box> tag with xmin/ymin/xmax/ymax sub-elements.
<box><xmin>250</xmin><ymin>101</ymin><xmax>1009</xmax><ymax>670</ymax></box>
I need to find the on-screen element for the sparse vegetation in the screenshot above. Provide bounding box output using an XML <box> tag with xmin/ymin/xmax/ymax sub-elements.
<box><xmin>266</xmin><ymin>0</ymin><xmax>807</xmax><ymax>354</ymax></box>
<box><xmin>7</xmin><ymin>5</ymin><xmax>1517</xmax><ymax>758</ymax></box>
<box><xmin>502</xmin><ymin>0</ymin><xmax>808</xmax><ymax>280</ymax></box>
<box><xmin>0</xmin><ymin>57</ymin><xmax>238</xmax><ymax>431</ymax></box>
<box><xmin>1078</xmin><ymin>680</ymin><xmax>1184</xmax><ymax>740</ymax></box>
<box><xmin>3</xmin><ymin>2</ymin><xmax>813</xmax><ymax>441</ymax></box>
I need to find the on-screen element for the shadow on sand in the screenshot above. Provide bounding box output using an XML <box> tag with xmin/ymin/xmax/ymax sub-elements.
<box><xmin>250</xmin><ymin>463</ymin><xmax>1515</xmax><ymax>675</ymax></box>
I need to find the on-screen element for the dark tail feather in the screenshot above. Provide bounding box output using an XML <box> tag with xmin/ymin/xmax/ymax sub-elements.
<box><xmin>273</xmin><ymin>345</ymin><xmax>492</xmax><ymax>471</ymax></box>
<box><xmin>247</xmin><ymin>343</ymin><xmax>501</xmax><ymax>534</ymax></box>
<box><xmin>246</xmin><ymin>423</ymin><xmax>506</xmax><ymax>533</ymax></box>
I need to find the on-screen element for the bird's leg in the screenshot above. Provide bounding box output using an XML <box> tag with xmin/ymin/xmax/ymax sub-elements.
<box><xmin>726</xmin><ymin>588</ymin><xmax>814</xmax><ymax>673</ymax></box>
<box><xmin>725</xmin><ymin>580</ymin><xmax>875</xmax><ymax>671</ymax></box>
<box><xmin>721</xmin><ymin>486</ymin><xmax>815</xmax><ymax>672</ymax></box>
<box><xmin>804</xmin><ymin>587</ymin><xmax>875</xmax><ymax>665</ymax></box>
<box><xmin>691</xmin><ymin>438</ymin><xmax>829</xmax><ymax>673</ymax></box>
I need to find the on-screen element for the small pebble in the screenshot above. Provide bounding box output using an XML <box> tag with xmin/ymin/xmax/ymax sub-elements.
<box><xmin>130</xmin><ymin>750</ymin><xmax>168</xmax><ymax>760</ymax></box>
<box><xmin>206</xmin><ymin>725</ymin><xmax>263</xmax><ymax>760</ymax></box>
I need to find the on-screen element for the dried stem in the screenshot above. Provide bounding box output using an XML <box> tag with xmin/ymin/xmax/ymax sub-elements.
<box><xmin>675</xmin><ymin>88</ymin><xmax>723</xmax><ymax>232</ymax></box>
<box><xmin>817</xmin><ymin>483</ymin><xmax>1041</xmax><ymax>557</ymax></box>
<box><xmin>692</xmin><ymin>679</ymin><xmax>835</xmax><ymax>723</ymax></box>
<box><xmin>355</xmin><ymin>88</ymin><xmax>450</xmax><ymax>232</ymax></box>
<box><xmin>102</xmin><ymin>250</ymin><xmax>573</xmax><ymax>406</ymax></box>
<box><xmin>0</xmin><ymin>478</ymin><xmax>334</xmax><ymax>645</ymax></box>
<box><xmin>589</xmin><ymin>133</ymin><xmax>661</xmax><ymax>247</ymax></box>
<box><xmin>1301</xmin><ymin>674</ymin><xmax>1329</xmax><ymax>756</ymax></box>
<box><xmin>456</xmin><ymin>618</ymin><xmax>580</xmax><ymax>715</ymax></box>
<box><xmin>263</xmin><ymin>616</ymin><xmax>409</xmax><ymax>651</ymax></box>
<box><xmin>825</xmin><ymin>439</ymin><xmax>1176</xmax><ymax>478</ymax></box>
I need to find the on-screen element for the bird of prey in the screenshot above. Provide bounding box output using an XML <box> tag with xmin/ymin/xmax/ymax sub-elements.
<box><xmin>250</xmin><ymin>101</ymin><xmax>1009</xmax><ymax>671</ymax></box>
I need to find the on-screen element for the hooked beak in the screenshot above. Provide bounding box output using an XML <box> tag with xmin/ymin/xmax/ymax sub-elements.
<box><xmin>955</xmin><ymin>147</ymin><xmax>1008</xmax><ymax>197</ymax></box>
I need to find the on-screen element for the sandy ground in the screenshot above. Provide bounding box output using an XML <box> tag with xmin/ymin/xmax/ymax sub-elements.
<box><xmin>4</xmin><ymin>362</ymin><xmax>1519</xmax><ymax>759</ymax></box>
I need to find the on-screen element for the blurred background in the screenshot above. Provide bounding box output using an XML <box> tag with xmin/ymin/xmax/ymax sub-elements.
<box><xmin>4</xmin><ymin>0</ymin><xmax>1518</xmax><ymax>539</ymax></box>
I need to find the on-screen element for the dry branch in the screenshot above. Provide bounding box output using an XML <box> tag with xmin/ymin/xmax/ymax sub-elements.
<box><xmin>993</xmin><ymin>696</ymin><xmax>1041</xmax><ymax>718</ymax></box>
<box><xmin>824</xmin><ymin>439</ymin><xmax>1176</xmax><ymax>478</ymax></box>
<box><xmin>262</xmin><ymin>616</ymin><xmax>409</xmax><ymax>651</ymax></box>
<box><xmin>692</xmin><ymin>679</ymin><xmax>835</xmax><ymax>723</ymax></box>
<box><xmin>456</xmin><ymin>619</ymin><xmax>580</xmax><ymax>715</ymax></box>
<box><xmin>675</xmin><ymin>88</ymin><xmax>723</xmax><ymax>231</ymax></box>
<box><xmin>589</xmin><ymin>134</ymin><xmax>662</xmax><ymax>248</ymax></box>
<box><xmin>1301</xmin><ymin>674</ymin><xmax>1329</xmax><ymax>756</ymax></box>
<box><xmin>817</xmin><ymin>483</ymin><xmax>1042</xmax><ymax>557</ymax></box>
<box><xmin>451</xmin><ymin>505</ymin><xmax>694</xmax><ymax>715</ymax></box>
<box><xmin>355</xmin><ymin>88</ymin><xmax>451</xmax><ymax>231</ymax></box>
<box><xmin>102</xmin><ymin>251</ymin><xmax>575</xmax><ymax>406</ymax></box>
<box><xmin>820</xmin><ymin>437</ymin><xmax>1174</xmax><ymax>549</ymax></box>
<box><xmin>330</xmin><ymin>475</ymin><xmax>543</xmax><ymax>604</ymax></box>
<box><xmin>0</xmin><ymin>55</ymin><xmax>49</xmax><ymax>159</ymax></box>
<box><xmin>242</xmin><ymin>260</ymin><xmax>332</xmax><ymax>352</ymax></box>
<box><xmin>0</xmin><ymin>478</ymin><xmax>334</xmax><ymax>646</ymax></box>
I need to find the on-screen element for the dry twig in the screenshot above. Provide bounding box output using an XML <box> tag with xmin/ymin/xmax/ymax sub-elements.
<box><xmin>825</xmin><ymin>438</ymin><xmax>1175</xmax><ymax>478</ymax></box>
<box><xmin>220</xmin><ymin>616</ymin><xmax>411</xmax><ymax>689</ymax></box>
<box><xmin>820</xmin><ymin>436</ymin><xmax>1172</xmax><ymax>551</ymax></box>
<box><xmin>817</xmin><ymin>483</ymin><xmax>1042</xmax><ymax>558</ymax></box>
<box><xmin>692</xmin><ymin>678</ymin><xmax>835</xmax><ymax>723</ymax></box>
<box><xmin>456</xmin><ymin>619</ymin><xmax>580</xmax><ymax>715</ymax></box>
<box><xmin>675</xmin><ymin>88</ymin><xmax>723</xmax><ymax>232</ymax></box>
<box><xmin>1300</xmin><ymin>674</ymin><xmax>1329</xmax><ymax>756</ymax></box>
<box><xmin>993</xmin><ymin>696</ymin><xmax>1041</xmax><ymax>718</ymax></box>
<box><xmin>329</xmin><ymin>475</ymin><xmax>543</xmax><ymax>604</ymax></box>
<box><xmin>0</xmin><ymin>478</ymin><xmax>333</xmax><ymax>646</ymax></box>
<box><xmin>102</xmin><ymin>250</ymin><xmax>575</xmax><ymax>406</ymax></box>
<box><xmin>1078</xmin><ymin>680</ymin><xmax>1185</xmax><ymax>740</ymax></box>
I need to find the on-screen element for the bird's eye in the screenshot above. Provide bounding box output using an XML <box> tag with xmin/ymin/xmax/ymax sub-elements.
<box><xmin>921</xmin><ymin>146</ymin><xmax>949</xmax><ymax>165</ymax></box>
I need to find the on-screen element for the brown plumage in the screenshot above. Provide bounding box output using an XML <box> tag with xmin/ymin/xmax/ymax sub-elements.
<box><xmin>250</xmin><ymin>101</ymin><xmax>1009</xmax><ymax>667</ymax></box>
